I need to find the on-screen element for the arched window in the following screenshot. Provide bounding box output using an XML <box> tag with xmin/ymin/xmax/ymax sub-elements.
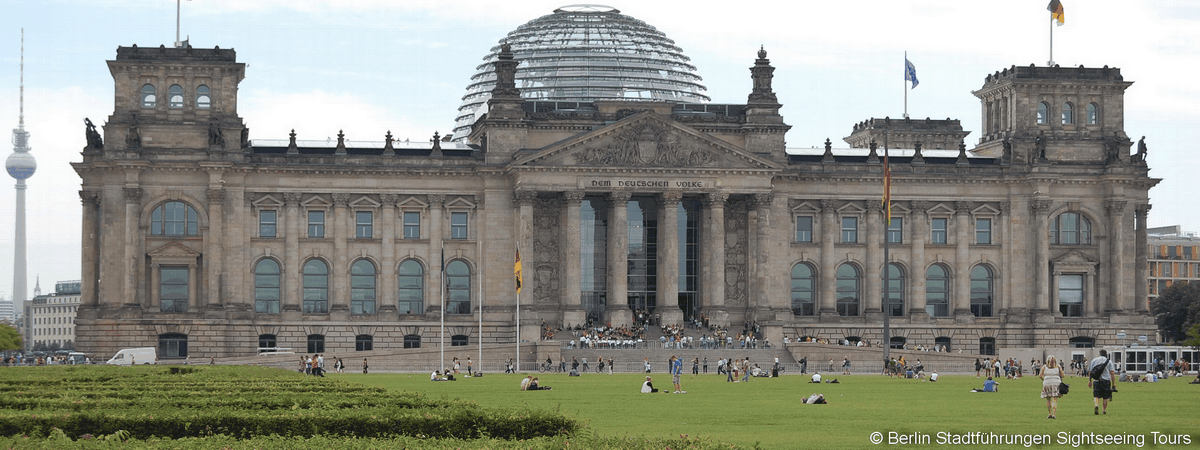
<box><xmin>307</xmin><ymin>334</ymin><xmax>325</xmax><ymax>353</ymax></box>
<box><xmin>885</xmin><ymin>263</ymin><xmax>905</xmax><ymax>317</ymax></box>
<box><xmin>302</xmin><ymin>260</ymin><xmax>329</xmax><ymax>314</ymax></box>
<box><xmin>254</xmin><ymin>259</ymin><xmax>281</xmax><ymax>314</ymax></box>
<box><xmin>351</xmin><ymin>260</ymin><xmax>377</xmax><ymax>315</ymax></box>
<box><xmin>934</xmin><ymin>337</ymin><xmax>952</xmax><ymax>352</ymax></box>
<box><xmin>398</xmin><ymin>260</ymin><xmax>425</xmax><ymax>315</ymax></box>
<box><xmin>355</xmin><ymin>334</ymin><xmax>373</xmax><ymax>351</ymax></box>
<box><xmin>835</xmin><ymin>263</ymin><xmax>860</xmax><ymax>316</ymax></box>
<box><xmin>258</xmin><ymin>334</ymin><xmax>277</xmax><ymax>352</ymax></box>
<box><xmin>159</xmin><ymin>333</ymin><xmax>188</xmax><ymax>359</ymax></box>
<box><xmin>925</xmin><ymin>264</ymin><xmax>950</xmax><ymax>317</ymax></box>
<box><xmin>151</xmin><ymin>201</ymin><xmax>199</xmax><ymax>236</ymax></box>
<box><xmin>1069</xmin><ymin>336</ymin><xmax>1095</xmax><ymax>348</ymax></box>
<box><xmin>970</xmin><ymin>265</ymin><xmax>994</xmax><ymax>317</ymax></box>
<box><xmin>451</xmin><ymin>334</ymin><xmax>469</xmax><ymax>346</ymax></box>
<box><xmin>168</xmin><ymin>84</ymin><xmax>184</xmax><ymax>108</ymax></box>
<box><xmin>790</xmin><ymin>263</ymin><xmax>815</xmax><ymax>316</ymax></box>
<box><xmin>1036</xmin><ymin>102</ymin><xmax>1048</xmax><ymax>124</ymax></box>
<box><xmin>1051</xmin><ymin>212</ymin><xmax>1092</xmax><ymax>245</ymax></box>
<box><xmin>196</xmin><ymin>85</ymin><xmax>211</xmax><ymax>109</ymax></box>
<box><xmin>889</xmin><ymin>336</ymin><xmax>906</xmax><ymax>350</ymax></box>
<box><xmin>978</xmin><ymin>337</ymin><xmax>996</xmax><ymax>355</ymax></box>
<box><xmin>1086</xmin><ymin>103</ymin><xmax>1098</xmax><ymax>125</ymax></box>
<box><xmin>1061</xmin><ymin>102</ymin><xmax>1074</xmax><ymax>124</ymax></box>
<box><xmin>446</xmin><ymin>260</ymin><xmax>471</xmax><ymax>315</ymax></box>
<box><xmin>141</xmin><ymin>84</ymin><xmax>157</xmax><ymax>108</ymax></box>
<box><xmin>403</xmin><ymin>334</ymin><xmax>421</xmax><ymax>349</ymax></box>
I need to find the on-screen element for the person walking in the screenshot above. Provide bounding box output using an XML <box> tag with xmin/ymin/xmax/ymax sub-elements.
<box><xmin>692</xmin><ymin>357</ymin><xmax>699</xmax><ymax>375</ymax></box>
<box><xmin>975</xmin><ymin>358</ymin><xmax>983</xmax><ymax>378</ymax></box>
<box><xmin>842</xmin><ymin>356</ymin><xmax>851</xmax><ymax>375</ymax></box>
<box><xmin>1039</xmin><ymin>355</ymin><xmax>1064</xmax><ymax>419</ymax></box>
<box><xmin>1088</xmin><ymin>350</ymin><xmax>1118</xmax><ymax>415</ymax></box>
<box><xmin>703</xmin><ymin>357</ymin><xmax>708</xmax><ymax>374</ymax></box>
<box><xmin>362</xmin><ymin>358</ymin><xmax>369</xmax><ymax>374</ymax></box>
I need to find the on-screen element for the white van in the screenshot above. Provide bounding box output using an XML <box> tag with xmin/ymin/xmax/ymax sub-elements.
<box><xmin>106</xmin><ymin>348</ymin><xmax>157</xmax><ymax>366</ymax></box>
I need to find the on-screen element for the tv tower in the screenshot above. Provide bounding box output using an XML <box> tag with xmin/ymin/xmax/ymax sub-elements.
<box><xmin>6</xmin><ymin>29</ymin><xmax>36</xmax><ymax>328</ymax></box>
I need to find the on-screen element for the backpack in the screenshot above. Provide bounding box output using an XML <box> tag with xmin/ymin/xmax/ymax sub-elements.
<box><xmin>1089</xmin><ymin>358</ymin><xmax>1108</xmax><ymax>380</ymax></box>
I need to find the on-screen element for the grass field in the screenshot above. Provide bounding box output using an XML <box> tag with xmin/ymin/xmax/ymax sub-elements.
<box><xmin>354</xmin><ymin>370</ymin><xmax>1198</xmax><ymax>449</ymax></box>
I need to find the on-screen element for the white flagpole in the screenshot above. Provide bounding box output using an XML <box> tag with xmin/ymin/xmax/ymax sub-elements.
<box><xmin>477</xmin><ymin>235</ymin><xmax>483</xmax><ymax>375</ymax></box>
<box><xmin>1048</xmin><ymin>16</ymin><xmax>1054</xmax><ymax>66</ymax></box>
<box><xmin>904</xmin><ymin>52</ymin><xmax>908</xmax><ymax>119</ymax></box>
<box><xmin>439</xmin><ymin>243</ymin><xmax>445</xmax><ymax>373</ymax></box>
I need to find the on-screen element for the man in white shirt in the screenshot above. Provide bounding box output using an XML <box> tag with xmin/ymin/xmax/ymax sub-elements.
<box><xmin>929</xmin><ymin>371</ymin><xmax>939</xmax><ymax>382</ymax></box>
<box><xmin>811</xmin><ymin>372</ymin><xmax>822</xmax><ymax>383</ymax></box>
<box><xmin>1088</xmin><ymin>349</ymin><xmax>1118</xmax><ymax>415</ymax></box>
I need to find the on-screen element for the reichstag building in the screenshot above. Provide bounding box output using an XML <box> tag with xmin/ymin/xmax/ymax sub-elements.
<box><xmin>73</xmin><ymin>6</ymin><xmax>1158</xmax><ymax>359</ymax></box>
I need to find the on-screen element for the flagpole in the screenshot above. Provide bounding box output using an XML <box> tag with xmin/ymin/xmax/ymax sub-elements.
<box><xmin>882</xmin><ymin>128</ymin><xmax>891</xmax><ymax>365</ymax></box>
<box><xmin>439</xmin><ymin>243</ymin><xmax>445</xmax><ymax>373</ymax></box>
<box><xmin>516</xmin><ymin>245</ymin><xmax>521</xmax><ymax>373</ymax></box>
<box><xmin>903</xmin><ymin>52</ymin><xmax>908</xmax><ymax>119</ymax></box>
<box><xmin>1048</xmin><ymin>16</ymin><xmax>1054</xmax><ymax>66</ymax></box>
<box><xmin>477</xmin><ymin>234</ymin><xmax>483</xmax><ymax>375</ymax></box>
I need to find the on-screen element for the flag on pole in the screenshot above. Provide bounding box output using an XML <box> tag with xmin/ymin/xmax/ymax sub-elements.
<box><xmin>514</xmin><ymin>247</ymin><xmax>523</xmax><ymax>293</ymax></box>
<box><xmin>882</xmin><ymin>151</ymin><xmax>892</xmax><ymax>226</ymax></box>
<box><xmin>1048</xmin><ymin>0</ymin><xmax>1064</xmax><ymax>26</ymax></box>
<box><xmin>904</xmin><ymin>58</ymin><xmax>919</xmax><ymax>89</ymax></box>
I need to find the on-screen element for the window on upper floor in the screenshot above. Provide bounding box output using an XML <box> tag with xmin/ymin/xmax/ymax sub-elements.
<box><xmin>141</xmin><ymin>84</ymin><xmax>157</xmax><ymax>108</ymax></box>
<box><xmin>1086</xmin><ymin>103</ymin><xmax>1098</xmax><ymax>125</ymax></box>
<box><xmin>151</xmin><ymin>201</ymin><xmax>199</xmax><ymax>236</ymax></box>
<box><xmin>796</xmin><ymin>216</ymin><xmax>813</xmax><ymax>243</ymax></box>
<box><xmin>350</xmin><ymin>260</ymin><xmax>376</xmax><ymax>315</ymax></box>
<box><xmin>1037</xmin><ymin>102</ymin><xmax>1049</xmax><ymax>124</ymax></box>
<box><xmin>1050</xmin><ymin>212</ymin><xmax>1092</xmax><ymax>245</ymax></box>
<box><xmin>450</xmin><ymin>212</ymin><xmax>469</xmax><ymax>240</ymax></box>
<box><xmin>259</xmin><ymin>210</ymin><xmax>277</xmax><ymax>238</ymax></box>
<box><xmin>841</xmin><ymin>217</ymin><xmax>858</xmax><ymax>243</ymax></box>
<box><xmin>1061</xmin><ymin>102</ymin><xmax>1074</xmax><ymax>124</ymax></box>
<box><xmin>196</xmin><ymin>85</ymin><xmax>211</xmax><ymax>109</ymax></box>
<box><xmin>159</xmin><ymin>266</ymin><xmax>189</xmax><ymax>313</ymax></box>
<box><xmin>254</xmin><ymin>259</ymin><xmax>280</xmax><ymax>314</ymax></box>
<box><xmin>308</xmin><ymin>211</ymin><xmax>325</xmax><ymax>238</ymax></box>
<box><xmin>976</xmin><ymin>218</ymin><xmax>992</xmax><ymax>244</ymax></box>
<box><xmin>790</xmin><ymin>263</ymin><xmax>815</xmax><ymax>316</ymax></box>
<box><xmin>1059</xmin><ymin>274</ymin><xmax>1083</xmax><ymax>317</ymax></box>
<box><xmin>356</xmin><ymin>211</ymin><xmax>373</xmax><ymax>239</ymax></box>
<box><xmin>168</xmin><ymin>84</ymin><xmax>184</xmax><ymax>109</ymax></box>
<box><xmin>930</xmin><ymin>218</ymin><xmax>948</xmax><ymax>244</ymax></box>
<box><xmin>404</xmin><ymin>211</ymin><xmax>421</xmax><ymax>239</ymax></box>
<box><xmin>887</xmin><ymin>217</ymin><xmax>903</xmax><ymax>244</ymax></box>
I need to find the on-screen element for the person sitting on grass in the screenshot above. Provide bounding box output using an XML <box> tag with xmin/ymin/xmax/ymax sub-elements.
<box><xmin>528</xmin><ymin>377</ymin><xmax>551</xmax><ymax>390</ymax></box>
<box><xmin>641</xmin><ymin>376</ymin><xmax>660</xmax><ymax>393</ymax></box>
<box><xmin>801</xmin><ymin>393</ymin><xmax>828</xmax><ymax>404</ymax></box>
<box><xmin>443</xmin><ymin>369</ymin><xmax>456</xmax><ymax>381</ymax></box>
<box><xmin>520</xmin><ymin>375</ymin><xmax>532</xmax><ymax>391</ymax></box>
<box><xmin>431</xmin><ymin>370</ymin><xmax>444</xmax><ymax>381</ymax></box>
<box><xmin>1189</xmin><ymin>375</ymin><xmax>1200</xmax><ymax>385</ymax></box>
<box><xmin>971</xmin><ymin>377</ymin><xmax>999</xmax><ymax>392</ymax></box>
<box><xmin>810</xmin><ymin>372</ymin><xmax>822</xmax><ymax>383</ymax></box>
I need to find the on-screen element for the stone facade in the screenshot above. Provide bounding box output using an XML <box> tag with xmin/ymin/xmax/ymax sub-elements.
<box><xmin>73</xmin><ymin>46</ymin><xmax>1159</xmax><ymax>360</ymax></box>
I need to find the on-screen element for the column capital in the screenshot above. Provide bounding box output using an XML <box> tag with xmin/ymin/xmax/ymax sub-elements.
<box><xmin>819</xmin><ymin>199</ymin><xmax>838</xmax><ymax>212</ymax></box>
<box><xmin>206</xmin><ymin>188</ymin><xmax>225</xmax><ymax>204</ymax></box>
<box><xmin>514</xmin><ymin>191</ymin><xmax>537</xmax><ymax>206</ymax></box>
<box><xmin>331</xmin><ymin>193</ymin><xmax>351</xmax><ymax>207</ymax></box>
<box><xmin>428</xmin><ymin>194</ymin><xmax>447</xmax><ymax>207</ymax></box>
<box><xmin>955</xmin><ymin>201</ymin><xmax>973</xmax><ymax>214</ymax></box>
<box><xmin>1135</xmin><ymin>203</ymin><xmax>1152</xmax><ymax>217</ymax></box>
<box><xmin>283</xmin><ymin>192</ymin><xmax>302</xmax><ymax>206</ymax></box>
<box><xmin>380</xmin><ymin>193</ymin><xmax>400</xmax><ymax>206</ymax></box>
<box><xmin>563</xmin><ymin>191</ymin><xmax>586</xmax><ymax>204</ymax></box>
<box><xmin>866</xmin><ymin>200</ymin><xmax>882</xmax><ymax>213</ymax></box>
<box><xmin>1105</xmin><ymin>199</ymin><xmax>1127</xmax><ymax>215</ymax></box>
<box><xmin>998</xmin><ymin>201</ymin><xmax>1011</xmax><ymax>214</ymax></box>
<box><xmin>1030</xmin><ymin>199</ymin><xmax>1053</xmax><ymax>214</ymax></box>
<box><xmin>123</xmin><ymin>187</ymin><xmax>142</xmax><ymax>203</ymax></box>
<box><xmin>609</xmin><ymin>191</ymin><xmax>632</xmax><ymax>204</ymax></box>
<box><xmin>751</xmin><ymin>193</ymin><xmax>774</xmax><ymax>210</ymax></box>
<box><xmin>78</xmin><ymin>190</ymin><xmax>101</xmax><ymax>206</ymax></box>
<box><xmin>659</xmin><ymin>191</ymin><xmax>683</xmax><ymax>205</ymax></box>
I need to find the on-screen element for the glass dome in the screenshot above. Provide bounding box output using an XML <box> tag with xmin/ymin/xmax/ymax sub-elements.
<box><xmin>452</xmin><ymin>5</ymin><xmax>710</xmax><ymax>141</ymax></box>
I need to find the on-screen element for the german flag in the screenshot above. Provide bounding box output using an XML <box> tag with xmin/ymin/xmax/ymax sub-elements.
<box><xmin>514</xmin><ymin>247</ymin><xmax>523</xmax><ymax>294</ymax></box>
<box><xmin>1048</xmin><ymin>0</ymin><xmax>1065</xmax><ymax>26</ymax></box>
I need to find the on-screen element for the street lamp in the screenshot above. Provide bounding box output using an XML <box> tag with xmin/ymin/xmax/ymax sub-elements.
<box><xmin>1116</xmin><ymin>330</ymin><xmax>1127</xmax><ymax>373</ymax></box>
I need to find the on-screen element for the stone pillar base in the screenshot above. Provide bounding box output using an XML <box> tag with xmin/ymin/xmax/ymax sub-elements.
<box><xmin>660</xmin><ymin>308</ymin><xmax>684</xmax><ymax>327</ymax></box>
<box><xmin>607</xmin><ymin>308</ymin><xmax>633</xmax><ymax>328</ymax></box>
<box><xmin>562</xmin><ymin>309</ymin><xmax>587</xmax><ymax>329</ymax></box>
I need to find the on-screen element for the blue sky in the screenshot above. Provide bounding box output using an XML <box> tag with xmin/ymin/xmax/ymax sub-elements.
<box><xmin>1</xmin><ymin>0</ymin><xmax>1198</xmax><ymax>297</ymax></box>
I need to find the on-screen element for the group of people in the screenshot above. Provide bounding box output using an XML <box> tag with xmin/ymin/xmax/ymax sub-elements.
<box><xmin>641</xmin><ymin>355</ymin><xmax>687</xmax><ymax>393</ymax></box>
<box><xmin>519</xmin><ymin>375</ymin><xmax>550</xmax><ymax>390</ymax></box>
<box><xmin>299</xmin><ymin>354</ymin><xmax>343</xmax><ymax>377</ymax></box>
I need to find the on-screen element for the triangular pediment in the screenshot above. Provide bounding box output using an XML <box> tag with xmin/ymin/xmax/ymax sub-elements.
<box><xmin>1052</xmin><ymin>250</ymin><xmax>1100</xmax><ymax>265</ymax></box>
<box><xmin>510</xmin><ymin>111</ymin><xmax>782</xmax><ymax>171</ymax></box>
<box><xmin>148</xmin><ymin>242</ymin><xmax>200</xmax><ymax>259</ymax></box>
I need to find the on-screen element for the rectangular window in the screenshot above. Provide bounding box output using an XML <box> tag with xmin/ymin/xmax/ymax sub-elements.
<box><xmin>450</xmin><ymin>212</ymin><xmax>468</xmax><ymax>240</ymax></box>
<box><xmin>403</xmin><ymin>211</ymin><xmax>421</xmax><ymax>239</ymax></box>
<box><xmin>841</xmin><ymin>217</ymin><xmax>858</xmax><ymax>243</ymax></box>
<box><xmin>1059</xmin><ymin>274</ymin><xmax>1083</xmax><ymax>317</ymax></box>
<box><xmin>887</xmin><ymin>218</ymin><xmax>903</xmax><ymax>244</ymax></box>
<box><xmin>259</xmin><ymin>210</ymin><xmax>277</xmax><ymax>238</ymax></box>
<box><xmin>795</xmin><ymin>216</ymin><xmax>813</xmax><ymax>243</ymax></box>
<box><xmin>1169</xmin><ymin>245</ymin><xmax>1179</xmax><ymax>259</ymax></box>
<box><xmin>307</xmin><ymin>211</ymin><xmax>325</xmax><ymax>238</ymax></box>
<box><xmin>931</xmin><ymin>218</ymin><xmax>948</xmax><ymax>244</ymax></box>
<box><xmin>160</xmin><ymin>267</ymin><xmax>189</xmax><ymax>313</ymax></box>
<box><xmin>975</xmin><ymin>218</ymin><xmax>992</xmax><ymax>244</ymax></box>
<box><xmin>1185</xmin><ymin>246</ymin><xmax>1194</xmax><ymax>260</ymax></box>
<box><xmin>355</xmin><ymin>211</ymin><xmax>373</xmax><ymax>239</ymax></box>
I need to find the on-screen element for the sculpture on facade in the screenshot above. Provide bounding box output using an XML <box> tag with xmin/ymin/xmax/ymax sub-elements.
<box><xmin>1134</xmin><ymin>136</ymin><xmax>1148</xmax><ymax>162</ymax></box>
<box><xmin>84</xmin><ymin>118</ymin><xmax>103</xmax><ymax>149</ymax></box>
<box><xmin>208</xmin><ymin>120</ymin><xmax>225</xmax><ymax>147</ymax></box>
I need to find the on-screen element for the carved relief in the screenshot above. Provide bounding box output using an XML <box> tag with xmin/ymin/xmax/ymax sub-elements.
<box><xmin>78</xmin><ymin>190</ymin><xmax>102</xmax><ymax>206</ymax></box>
<box><xmin>575</xmin><ymin>121</ymin><xmax>715</xmax><ymax>167</ymax></box>
<box><xmin>123</xmin><ymin>187</ymin><xmax>142</xmax><ymax>203</ymax></box>
<box><xmin>532</xmin><ymin>197</ymin><xmax>562</xmax><ymax>306</ymax></box>
<box><xmin>331</xmin><ymin>194</ymin><xmax>350</xmax><ymax>207</ymax></box>
<box><xmin>1030</xmin><ymin>200</ymin><xmax>1053</xmax><ymax>214</ymax></box>
<box><xmin>723</xmin><ymin>199</ymin><xmax>749</xmax><ymax>307</ymax></box>
<box><xmin>283</xmin><ymin>193</ymin><xmax>302</xmax><ymax>206</ymax></box>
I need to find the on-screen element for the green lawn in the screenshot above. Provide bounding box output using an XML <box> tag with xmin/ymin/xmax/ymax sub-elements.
<box><xmin>354</xmin><ymin>371</ymin><xmax>1199</xmax><ymax>449</ymax></box>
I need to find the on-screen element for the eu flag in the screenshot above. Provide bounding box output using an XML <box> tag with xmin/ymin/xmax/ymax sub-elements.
<box><xmin>905</xmin><ymin>59</ymin><xmax>919</xmax><ymax>89</ymax></box>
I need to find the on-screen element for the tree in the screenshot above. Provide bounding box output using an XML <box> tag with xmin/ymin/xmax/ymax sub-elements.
<box><xmin>1185</xmin><ymin>323</ymin><xmax>1200</xmax><ymax>350</ymax></box>
<box><xmin>1151</xmin><ymin>281</ymin><xmax>1200</xmax><ymax>343</ymax></box>
<box><xmin>0</xmin><ymin>324</ymin><xmax>20</xmax><ymax>352</ymax></box>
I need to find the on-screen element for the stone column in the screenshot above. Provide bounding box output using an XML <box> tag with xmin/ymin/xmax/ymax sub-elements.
<box><xmin>607</xmin><ymin>191</ymin><xmax>632</xmax><ymax>326</ymax></box>
<box><xmin>330</xmin><ymin>193</ymin><xmax>350</xmax><ymax>315</ymax></box>
<box><xmin>514</xmin><ymin>191</ymin><xmax>538</xmax><ymax>337</ymax></box>
<box><xmin>205</xmin><ymin>188</ymin><xmax>225</xmax><ymax>312</ymax></box>
<box><xmin>562</xmin><ymin>191</ymin><xmax>586</xmax><ymax>326</ymax></box>
<box><xmin>909</xmin><ymin>201</ymin><xmax>929</xmax><ymax>319</ymax></box>
<box><xmin>1031</xmin><ymin>199</ymin><xmax>1053</xmax><ymax>319</ymax></box>
<box><xmin>1105</xmin><ymin>200</ymin><xmax>1127</xmax><ymax>314</ymax></box>
<box><xmin>428</xmin><ymin>194</ymin><xmax>447</xmax><ymax>315</ymax></box>
<box><xmin>379</xmin><ymin>194</ymin><xmax>400</xmax><ymax>315</ymax></box>
<box><xmin>282</xmin><ymin>193</ymin><xmax>302</xmax><ymax>314</ymax></box>
<box><xmin>150</xmin><ymin>262</ymin><xmax>161</xmax><ymax>310</ymax></box>
<box><xmin>864</xmin><ymin>201</ymin><xmax>882</xmax><ymax>317</ymax></box>
<box><xmin>123</xmin><ymin>187</ymin><xmax>141</xmax><ymax>308</ymax></box>
<box><xmin>998</xmin><ymin>202</ymin><xmax>1011</xmax><ymax>315</ymax></box>
<box><xmin>702</xmin><ymin>192</ymin><xmax>728</xmax><ymax>322</ymax></box>
<box><xmin>658</xmin><ymin>192</ymin><xmax>683</xmax><ymax>326</ymax></box>
<box><xmin>751</xmin><ymin>193</ymin><xmax>774</xmax><ymax>318</ymax></box>
<box><xmin>818</xmin><ymin>199</ymin><xmax>837</xmax><ymax>316</ymax></box>
<box><xmin>954</xmin><ymin>201</ymin><xmax>972</xmax><ymax>319</ymax></box>
<box><xmin>79</xmin><ymin>190</ymin><xmax>101</xmax><ymax>308</ymax></box>
<box><xmin>1134</xmin><ymin>204</ymin><xmax>1151</xmax><ymax>313</ymax></box>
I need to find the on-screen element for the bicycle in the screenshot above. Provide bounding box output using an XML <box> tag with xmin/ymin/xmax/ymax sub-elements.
<box><xmin>539</xmin><ymin>362</ymin><xmax>549</xmax><ymax>373</ymax></box>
